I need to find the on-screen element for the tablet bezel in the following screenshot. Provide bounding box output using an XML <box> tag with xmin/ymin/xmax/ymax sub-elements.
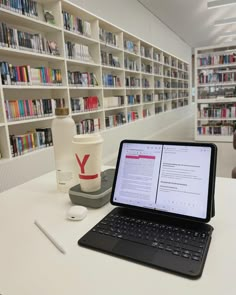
<box><xmin>110</xmin><ymin>140</ymin><xmax>217</xmax><ymax>223</ymax></box>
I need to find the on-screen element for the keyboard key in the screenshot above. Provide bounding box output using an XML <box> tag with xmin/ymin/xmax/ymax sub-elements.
<box><xmin>94</xmin><ymin>212</ymin><xmax>209</xmax><ymax>264</ymax></box>
<box><xmin>182</xmin><ymin>253</ymin><xmax>190</xmax><ymax>259</ymax></box>
<box><xmin>192</xmin><ymin>256</ymin><xmax>200</xmax><ymax>261</ymax></box>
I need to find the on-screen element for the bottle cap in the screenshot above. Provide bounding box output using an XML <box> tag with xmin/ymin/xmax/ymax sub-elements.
<box><xmin>55</xmin><ymin>108</ymin><xmax>69</xmax><ymax>116</ymax></box>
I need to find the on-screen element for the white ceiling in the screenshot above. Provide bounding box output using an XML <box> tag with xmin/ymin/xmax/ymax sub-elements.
<box><xmin>138</xmin><ymin>0</ymin><xmax>236</xmax><ymax>49</ymax></box>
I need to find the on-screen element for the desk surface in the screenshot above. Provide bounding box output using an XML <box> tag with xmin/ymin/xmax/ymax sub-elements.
<box><xmin>0</xmin><ymin>171</ymin><xmax>236</xmax><ymax>295</ymax></box>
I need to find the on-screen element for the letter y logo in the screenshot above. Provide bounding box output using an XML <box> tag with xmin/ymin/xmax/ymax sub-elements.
<box><xmin>75</xmin><ymin>154</ymin><xmax>90</xmax><ymax>173</ymax></box>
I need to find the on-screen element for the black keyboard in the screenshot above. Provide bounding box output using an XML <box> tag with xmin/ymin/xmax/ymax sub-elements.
<box><xmin>92</xmin><ymin>212</ymin><xmax>210</xmax><ymax>262</ymax></box>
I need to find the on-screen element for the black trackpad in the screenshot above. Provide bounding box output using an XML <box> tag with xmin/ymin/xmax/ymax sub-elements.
<box><xmin>112</xmin><ymin>241</ymin><xmax>156</xmax><ymax>261</ymax></box>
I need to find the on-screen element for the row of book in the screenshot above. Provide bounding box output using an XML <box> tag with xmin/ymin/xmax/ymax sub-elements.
<box><xmin>164</xmin><ymin>56</ymin><xmax>170</xmax><ymax>65</ymax></box>
<box><xmin>99</xmin><ymin>28</ymin><xmax>118</xmax><ymax>47</ymax></box>
<box><xmin>141</xmin><ymin>63</ymin><xmax>152</xmax><ymax>74</ymax></box>
<box><xmin>172</xmin><ymin>101</ymin><xmax>178</xmax><ymax>109</ymax></box>
<box><xmin>142</xmin><ymin>78</ymin><xmax>150</xmax><ymax>88</ymax></box>
<box><xmin>103</xmin><ymin>96</ymin><xmax>124</xmax><ymax>108</ymax></box>
<box><xmin>178</xmin><ymin>82</ymin><xmax>188</xmax><ymax>88</ymax></box>
<box><xmin>155</xmin><ymin>106</ymin><xmax>163</xmax><ymax>113</ymax></box>
<box><xmin>65</xmin><ymin>41</ymin><xmax>93</xmax><ymax>62</ymax></box>
<box><xmin>102</xmin><ymin>74</ymin><xmax>121</xmax><ymax>87</ymax></box>
<box><xmin>101</xmin><ymin>51</ymin><xmax>120</xmax><ymax>67</ymax></box>
<box><xmin>198</xmin><ymin>54</ymin><xmax>236</xmax><ymax>67</ymax></box>
<box><xmin>153</xmin><ymin>52</ymin><xmax>161</xmax><ymax>62</ymax></box>
<box><xmin>198</xmin><ymin>71</ymin><xmax>236</xmax><ymax>84</ymax></box>
<box><xmin>0</xmin><ymin>22</ymin><xmax>60</xmax><ymax>56</ymax></box>
<box><xmin>197</xmin><ymin>123</ymin><xmax>235</xmax><ymax>136</ymax></box>
<box><xmin>179</xmin><ymin>91</ymin><xmax>189</xmax><ymax>98</ymax></box>
<box><xmin>171</xmin><ymin>70</ymin><xmax>178</xmax><ymax>78</ymax></box>
<box><xmin>198</xmin><ymin>87</ymin><xmax>236</xmax><ymax>99</ymax></box>
<box><xmin>124</xmin><ymin>40</ymin><xmax>138</xmax><ymax>54</ymax></box>
<box><xmin>127</xmin><ymin>111</ymin><xmax>139</xmax><ymax>122</ymax></box>
<box><xmin>71</xmin><ymin>96</ymin><xmax>99</xmax><ymax>112</ymax></box>
<box><xmin>127</xmin><ymin>94</ymin><xmax>141</xmax><ymax>105</ymax></box>
<box><xmin>198</xmin><ymin>105</ymin><xmax>236</xmax><ymax>119</ymax></box>
<box><xmin>154</xmin><ymin>80</ymin><xmax>162</xmax><ymax>88</ymax></box>
<box><xmin>4</xmin><ymin>98</ymin><xmax>61</xmax><ymax>121</ymax></box>
<box><xmin>154</xmin><ymin>64</ymin><xmax>162</xmax><ymax>75</ymax></box>
<box><xmin>163</xmin><ymin>69</ymin><xmax>171</xmax><ymax>77</ymax></box>
<box><xmin>125</xmin><ymin>77</ymin><xmax>140</xmax><ymax>88</ymax></box>
<box><xmin>180</xmin><ymin>63</ymin><xmax>188</xmax><ymax>71</ymax></box>
<box><xmin>140</xmin><ymin>46</ymin><xmax>152</xmax><ymax>59</ymax></box>
<box><xmin>125</xmin><ymin>57</ymin><xmax>139</xmax><ymax>71</ymax></box>
<box><xmin>153</xmin><ymin>92</ymin><xmax>179</xmax><ymax>101</ymax></box>
<box><xmin>62</xmin><ymin>11</ymin><xmax>91</xmax><ymax>38</ymax></box>
<box><xmin>164</xmin><ymin>81</ymin><xmax>170</xmax><ymax>88</ymax></box>
<box><xmin>179</xmin><ymin>72</ymin><xmax>188</xmax><ymax>80</ymax></box>
<box><xmin>68</xmin><ymin>71</ymin><xmax>98</xmax><ymax>87</ymax></box>
<box><xmin>143</xmin><ymin>94</ymin><xmax>152</xmax><ymax>102</ymax></box>
<box><xmin>105</xmin><ymin>113</ymin><xmax>126</xmax><ymax>128</ymax></box>
<box><xmin>10</xmin><ymin>128</ymin><xmax>52</xmax><ymax>157</ymax></box>
<box><xmin>171</xmin><ymin>60</ymin><xmax>177</xmax><ymax>68</ymax></box>
<box><xmin>143</xmin><ymin>109</ymin><xmax>151</xmax><ymax>118</ymax></box>
<box><xmin>0</xmin><ymin>0</ymin><xmax>38</xmax><ymax>18</ymax></box>
<box><xmin>76</xmin><ymin>118</ymin><xmax>100</xmax><ymax>134</ymax></box>
<box><xmin>154</xmin><ymin>93</ymin><xmax>163</xmax><ymax>101</ymax></box>
<box><xmin>0</xmin><ymin>62</ymin><xmax>62</xmax><ymax>85</ymax></box>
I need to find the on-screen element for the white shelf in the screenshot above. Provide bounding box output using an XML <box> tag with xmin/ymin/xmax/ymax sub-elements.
<box><xmin>0</xmin><ymin>7</ymin><xmax>62</xmax><ymax>32</ymax></box>
<box><xmin>0</xmin><ymin>0</ymin><xmax>190</xmax><ymax>160</ymax></box>
<box><xmin>198</xmin><ymin>97</ymin><xmax>236</xmax><ymax>103</ymax></box>
<box><xmin>66</xmin><ymin>58</ymin><xmax>100</xmax><ymax>67</ymax></box>
<box><xmin>124</xmin><ymin>50</ymin><xmax>140</xmax><ymax>57</ymax></box>
<box><xmin>0</xmin><ymin>46</ymin><xmax>64</xmax><ymax>61</ymax></box>
<box><xmin>100</xmin><ymin>42</ymin><xmax>123</xmax><ymax>52</ymax></box>
<box><xmin>197</xmin><ymin>118</ymin><xmax>236</xmax><ymax>121</ymax></box>
<box><xmin>195</xmin><ymin>44</ymin><xmax>236</xmax><ymax>142</ymax></box>
<box><xmin>127</xmin><ymin>104</ymin><xmax>141</xmax><ymax>108</ymax></box>
<box><xmin>69</xmin><ymin>86</ymin><xmax>102</xmax><ymax>90</ymax></box>
<box><xmin>125</xmin><ymin>69</ymin><xmax>141</xmax><ymax>74</ymax></box>
<box><xmin>2</xmin><ymin>85</ymin><xmax>66</xmax><ymax>89</ymax></box>
<box><xmin>64</xmin><ymin>30</ymin><xmax>99</xmax><ymax>45</ymax></box>
<box><xmin>104</xmin><ymin>105</ymin><xmax>126</xmax><ymax>111</ymax></box>
<box><xmin>103</xmin><ymin>87</ymin><xmax>126</xmax><ymax>90</ymax></box>
<box><xmin>198</xmin><ymin>82</ymin><xmax>236</xmax><ymax>87</ymax></box>
<box><xmin>195</xmin><ymin>135</ymin><xmax>232</xmax><ymax>142</ymax></box>
<box><xmin>198</xmin><ymin>63</ymin><xmax>236</xmax><ymax>70</ymax></box>
<box><xmin>7</xmin><ymin>116</ymin><xmax>55</xmax><ymax>125</ymax></box>
<box><xmin>71</xmin><ymin>109</ymin><xmax>102</xmax><ymax>116</ymax></box>
<box><xmin>101</xmin><ymin>65</ymin><xmax>123</xmax><ymax>71</ymax></box>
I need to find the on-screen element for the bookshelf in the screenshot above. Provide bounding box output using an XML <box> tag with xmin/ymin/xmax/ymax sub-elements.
<box><xmin>195</xmin><ymin>44</ymin><xmax>236</xmax><ymax>142</ymax></box>
<box><xmin>0</xmin><ymin>0</ymin><xmax>190</xmax><ymax>161</ymax></box>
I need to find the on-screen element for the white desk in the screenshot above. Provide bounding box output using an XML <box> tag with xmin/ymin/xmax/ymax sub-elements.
<box><xmin>0</xmin><ymin>171</ymin><xmax>236</xmax><ymax>295</ymax></box>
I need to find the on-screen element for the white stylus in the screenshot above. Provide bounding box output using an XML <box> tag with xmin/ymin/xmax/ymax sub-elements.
<box><xmin>34</xmin><ymin>220</ymin><xmax>66</xmax><ymax>255</ymax></box>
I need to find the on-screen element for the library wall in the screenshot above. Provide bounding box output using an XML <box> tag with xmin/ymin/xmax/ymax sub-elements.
<box><xmin>71</xmin><ymin>0</ymin><xmax>192</xmax><ymax>63</ymax></box>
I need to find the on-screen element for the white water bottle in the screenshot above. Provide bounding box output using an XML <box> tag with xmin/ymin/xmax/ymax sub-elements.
<box><xmin>51</xmin><ymin>108</ymin><xmax>77</xmax><ymax>192</ymax></box>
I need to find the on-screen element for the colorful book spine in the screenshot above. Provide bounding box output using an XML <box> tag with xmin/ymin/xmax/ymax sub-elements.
<box><xmin>4</xmin><ymin>98</ymin><xmax>63</xmax><ymax>121</ymax></box>
<box><xmin>71</xmin><ymin>96</ymin><xmax>99</xmax><ymax>112</ymax></box>
<box><xmin>62</xmin><ymin>11</ymin><xmax>91</xmax><ymax>37</ymax></box>
<box><xmin>76</xmin><ymin>118</ymin><xmax>101</xmax><ymax>134</ymax></box>
<box><xmin>9</xmin><ymin>128</ymin><xmax>53</xmax><ymax>157</ymax></box>
<box><xmin>0</xmin><ymin>62</ymin><xmax>62</xmax><ymax>85</ymax></box>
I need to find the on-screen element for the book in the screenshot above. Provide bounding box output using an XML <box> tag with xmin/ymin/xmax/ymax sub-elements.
<box><xmin>44</xmin><ymin>10</ymin><xmax>55</xmax><ymax>25</ymax></box>
<box><xmin>47</xmin><ymin>40</ymin><xmax>60</xmax><ymax>56</ymax></box>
